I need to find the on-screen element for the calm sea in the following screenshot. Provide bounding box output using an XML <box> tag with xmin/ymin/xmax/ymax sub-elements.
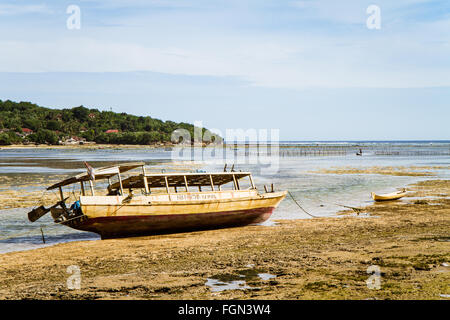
<box><xmin>1</xmin><ymin>141</ymin><xmax>449</xmax><ymax>253</ymax></box>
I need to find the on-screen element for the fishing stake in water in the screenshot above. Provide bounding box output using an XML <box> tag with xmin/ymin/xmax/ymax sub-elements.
<box><xmin>40</xmin><ymin>227</ymin><xmax>46</xmax><ymax>244</ymax></box>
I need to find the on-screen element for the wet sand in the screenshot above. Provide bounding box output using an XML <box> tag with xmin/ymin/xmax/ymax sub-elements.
<box><xmin>0</xmin><ymin>179</ymin><xmax>448</xmax><ymax>300</ymax></box>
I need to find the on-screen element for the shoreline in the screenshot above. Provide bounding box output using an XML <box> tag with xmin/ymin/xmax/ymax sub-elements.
<box><xmin>0</xmin><ymin>179</ymin><xmax>448</xmax><ymax>299</ymax></box>
<box><xmin>3</xmin><ymin>140</ymin><xmax>449</xmax><ymax>150</ymax></box>
<box><xmin>0</xmin><ymin>143</ymin><xmax>175</xmax><ymax>150</ymax></box>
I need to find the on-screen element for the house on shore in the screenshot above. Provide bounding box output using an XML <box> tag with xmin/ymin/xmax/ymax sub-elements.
<box><xmin>60</xmin><ymin>136</ymin><xmax>86</xmax><ymax>145</ymax></box>
<box><xmin>16</xmin><ymin>128</ymin><xmax>34</xmax><ymax>139</ymax></box>
<box><xmin>21</xmin><ymin>128</ymin><xmax>34</xmax><ymax>136</ymax></box>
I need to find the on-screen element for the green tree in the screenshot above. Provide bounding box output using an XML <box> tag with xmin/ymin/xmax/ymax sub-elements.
<box><xmin>81</xmin><ymin>129</ymin><xmax>95</xmax><ymax>141</ymax></box>
<box><xmin>46</xmin><ymin>120</ymin><xmax>61</xmax><ymax>131</ymax></box>
<box><xmin>22</xmin><ymin>118</ymin><xmax>41</xmax><ymax>131</ymax></box>
<box><xmin>29</xmin><ymin>129</ymin><xmax>59</xmax><ymax>145</ymax></box>
<box><xmin>72</xmin><ymin>106</ymin><xmax>90</xmax><ymax>122</ymax></box>
<box><xmin>0</xmin><ymin>100</ymin><xmax>220</xmax><ymax>145</ymax></box>
<box><xmin>0</xmin><ymin>133</ymin><xmax>11</xmax><ymax>145</ymax></box>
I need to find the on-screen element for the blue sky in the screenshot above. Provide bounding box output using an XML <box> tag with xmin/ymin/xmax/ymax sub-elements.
<box><xmin>0</xmin><ymin>0</ymin><xmax>449</xmax><ymax>140</ymax></box>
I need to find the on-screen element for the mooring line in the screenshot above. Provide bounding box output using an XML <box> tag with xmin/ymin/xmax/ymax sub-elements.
<box><xmin>287</xmin><ymin>191</ymin><xmax>365</xmax><ymax>218</ymax></box>
<box><xmin>287</xmin><ymin>191</ymin><xmax>320</xmax><ymax>218</ymax></box>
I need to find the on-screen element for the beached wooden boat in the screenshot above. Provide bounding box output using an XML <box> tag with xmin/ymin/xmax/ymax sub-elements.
<box><xmin>371</xmin><ymin>189</ymin><xmax>407</xmax><ymax>202</ymax></box>
<box><xmin>28</xmin><ymin>162</ymin><xmax>286</xmax><ymax>239</ymax></box>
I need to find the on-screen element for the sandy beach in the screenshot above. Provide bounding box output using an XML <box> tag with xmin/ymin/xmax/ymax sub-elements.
<box><xmin>0</xmin><ymin>179</ymin><xmax>448</xmax><ymax>300</ymax></box>
<box><xmin>0</xmin><ymin>143</ymin><xmax>174</xmax><ymax>150</ymax></box>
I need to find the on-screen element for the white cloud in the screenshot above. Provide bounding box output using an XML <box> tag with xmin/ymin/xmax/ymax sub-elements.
<box><xmin>0</xmin><ymin>0</ymin><xmax>449</xmax><ymax>89</ymax></box>
<box><xmin>0</xmin><ymin>4</ymin><xmax>51</xmax><ymax>15</ymax></box>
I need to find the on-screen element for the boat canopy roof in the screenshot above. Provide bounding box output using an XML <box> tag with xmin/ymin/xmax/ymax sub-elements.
<box><xmin>110</xmin><ymin>172</ymin><xmax>251</xmax><ymax>190</ymax></box>
<box><xmin>47</xmin><ymin>162</ymin><xmax>145</xmax><ymax>190</ymax></box>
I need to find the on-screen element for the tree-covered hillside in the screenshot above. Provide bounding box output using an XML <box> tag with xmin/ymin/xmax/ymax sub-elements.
<box><xmin>0</xmin><ymin>100</ymin><xmax>212</xmax><ymax>145</ymax></box>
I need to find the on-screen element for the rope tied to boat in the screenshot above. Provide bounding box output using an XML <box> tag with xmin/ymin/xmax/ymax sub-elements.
<box><xmin>287</xmin><ymin>191</ymin><xmax>320</xmax><ymax>218</ymax></box>
<box><xmin>287</xmin><ymin>191</ymin><xmax>365</xmax><ymax>218</ymax></box>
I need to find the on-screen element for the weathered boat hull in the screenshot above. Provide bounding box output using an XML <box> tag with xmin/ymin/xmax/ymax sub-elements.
<box><xmin>65</xmin><ymin>190</ymin><xmax>286</xmax><ymax>239</ymax></box>
<box><xmin>68</xmin><ymin>207</ymin><xmax>274</xmax><ymax>239</ymax></box>
<box><xmin>371</xmin><ymin>191</ymin><xmax>407</xmax><ymax>202</ymax></box>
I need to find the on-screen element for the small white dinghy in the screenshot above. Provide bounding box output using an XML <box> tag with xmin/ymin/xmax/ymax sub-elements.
<box><xmin>371</xmin><ymin>189</ymin><xmax>407</xmax><ymax>202</ymax></box>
